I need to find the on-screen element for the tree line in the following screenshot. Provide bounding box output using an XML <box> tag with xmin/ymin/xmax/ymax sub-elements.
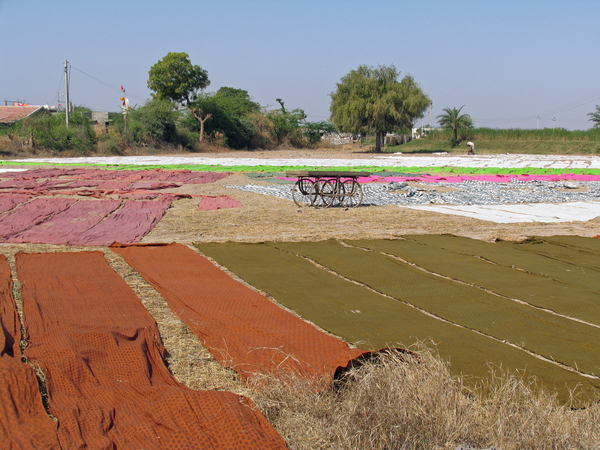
<box><xmin>3</xmin><ymin>51</ymin><xmax>597</xmax><ymax>156</ymax></box>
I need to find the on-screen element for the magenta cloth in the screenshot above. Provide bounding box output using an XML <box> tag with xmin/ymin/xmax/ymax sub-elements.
<box><xmin>0</xmin><ymin>194</ymin><xmax>33</xmax><ymax>215</ymax></box>
<box><xmin>0</xmin><ymin>198</ymin><xmax>76</xmax><ymax>240</ymax></box>
<box><xmin>66</xmin><ymin>196</ymin><xmax>173</xmax><ymax>246</ymax></box>
<box><xmin>279</xmin><ymin>173</ymin><xmax>600</xmax><ymax>184</ymax></box>
<box><xmin>6</xmin><ymin>199</ymin><xmax>121</xmax><ymax>245</ymax></box>
<box><xmin>198</xmin><ymin>195</ymin><xmax>243</xmax><ymax>211</ymax></box>
<box><xmin>0</xmin><ymin>179</ymin><xmax>73</xmax><ymax>190</ymax></box>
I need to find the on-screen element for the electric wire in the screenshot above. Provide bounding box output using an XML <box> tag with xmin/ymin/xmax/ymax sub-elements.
<box><xmin>70</xmin><ymin>65</ymin><xmax>146</xmax><ymax>102</ymax></box>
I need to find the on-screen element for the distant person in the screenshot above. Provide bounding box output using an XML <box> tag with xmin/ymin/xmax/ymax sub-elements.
<box><xmin>467</xmin><ymin>141</ymin><xmax>475</xmax><ymax>155</ymax></box>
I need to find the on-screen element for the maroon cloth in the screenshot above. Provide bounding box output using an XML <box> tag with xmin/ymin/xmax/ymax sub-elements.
<box><xmin>7</xmin><ymin>199</ymin><xmax>121</xmax><ymax>245</ymax></box>
<box><xmin>66</xmin><ymin>196</ymin><xmax>173</xmax><ymax>246</ymax></box>
<box><xmin>198</xmin><ymin>195</ymin><xmax>243</xmax><ymax>211</ymax></box>
<box><xmin>0</xmin><ymin>193</ymin><xmax>32</xmax><ymax>215</ymax></box>
<box><xmin>0</xmin><ymin>198</ymin><xmax>76</xmax><ymax>240</ymax></box>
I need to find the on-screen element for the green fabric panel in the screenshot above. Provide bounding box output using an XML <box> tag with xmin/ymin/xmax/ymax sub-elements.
<box><xmin>405</xmin><ymin>235</ymin><xmax>600</xmax><ymax>294</ymax></box>
<box><xmin>497</xmin><ymin>237</ymin><xmax>600</xmax><ymax>272</ymax></box>
<box><xmin>346</xmin><ymin>239</ymin><xmax>600</xmax><ymax>327</ymax></box>
<box><xmin>194</xmin><ymin>241</ymin><xmax>599</xmax><ymax>402</ymax></box>
<box><xmin>2</xmin><ymin>161</ymin><xmax>600</xmax><ymax>175</ymax></box>
<box><xmin>268</xmin><ymin>240</ymin><xmax>600</xmax><ymax>378</ymax></box>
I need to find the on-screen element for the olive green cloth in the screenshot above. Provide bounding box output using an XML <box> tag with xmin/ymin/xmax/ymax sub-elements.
<box><xmin>194</xmin><ymin>241</ymin><xmax>600</xmax><ymax>403</ymax></box>
<box><xmin>269</xmin><ymin>240</ymin><xmax>600</xmax><ymax>378</ymax></box>
<box><xmin>346</xmin><ymin>238</ymin><xmax>600</xmax><ymax>326</ymax></box>
<box><xmin>406</xmin><ymin>234</ymin><xmax>600</xmax><ymax>294</ymax></box>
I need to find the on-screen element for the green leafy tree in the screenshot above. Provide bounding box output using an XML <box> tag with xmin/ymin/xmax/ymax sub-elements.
<box><xmin>147</xmin><ymin>52</ymin><xmax>211</xmax><ymax>141</ymax></box>
<box><xmin>181</xmin><ymin>88</ymin><xmax>261</xmax><ymax>149</ymax></box>
<box><xmin>147</xmin><ymin>52</ymin><xmax>209</xmax><ymax>105</ymax></box>
<box><xmin>303</xmin><ymin>121</ymin><xmax>336</xmax><ymax>144</ymax></box>
<box><xmin>128</xmin><ymin>98</ymin><xmax>179</xmax><ymax>144</ymax></box>
<box><xmin>330</xmin><ymin>65</ymin><xmax>430</xmax><ymax>152</ymax></box>
<box><xmin>589</xmin><ymin>105</ymin><xmax>600</xmax><ymax>128</ymax></box>
<box><xmin>436</xmin><ymin>106</ymin><xmax>473</xmax><ymax>147</ymax></box>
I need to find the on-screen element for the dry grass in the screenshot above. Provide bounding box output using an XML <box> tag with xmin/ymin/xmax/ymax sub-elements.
<box><xmin>250</xmin><ymin>344</ymin><xmax>600</xmax><ymax>450</ymax></box>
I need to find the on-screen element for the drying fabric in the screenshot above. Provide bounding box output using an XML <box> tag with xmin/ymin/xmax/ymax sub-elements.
<box><xmin>346</xmin><ymin>238</ymin><xmax>600</xmax><ymax>326</ymax></box>
<box><xmin>268</xmin><ymin>240</ymin><xmax>600</xmax><ymax>378</ymax></box>
<box><xmin>0</xmin><ymin>255</ymin><xmax>18</xmax><ymax>358</ymax></box>
<box><xmin>198</xmin><ymin>195</ymin><xmax>243</xmax><ymax>211</ymax></box>
<box><xmin>0</xmin><ymin>193</ymin><xmax>32</xmax><ymax>215</ymax></box>
<box><xmin>401</xmin><ymin>202</ymin><xmax>600</xmax><ymax>223</ymax></box>
<box><xmin>0</xmin><ymin>256</ymin><xmax>60</xmax><ymax>449</ymax></box>
<box><xmin>0</xmin><ymin>197</ymin><xmax>76</xmax><ymax>240</ymax></box>
<box><xmin>195</xmin><ymin>241</ymin><xmax>600</xmax><ymax>403</ymax></box>
<box><xmin>111</xmin><ymin>243</ymin><xmax>366</xmax><ymax>383</ymax></box>
<box><xmin>6</xmin><ymin>199</ymin><xmax>121</xmax><ymax>245</ymax></box>
<box><xmin>497</xmin><ymin>236</ymin><xmax>600</xmax><ymax>271</ymax></box>
<box><xmin>67</xmin><ymin>197</ymin><xmax>172</xmax><ymax>246</ymax></box>
<box><xmin>406</xmin><ymin>234</ymin><xmax>600</xmax><ymax>294</ymax></box>
<box><xmin>17</xmin><ymin>251</ymin><xmax>286</xmax><ymax>450</ymax></box>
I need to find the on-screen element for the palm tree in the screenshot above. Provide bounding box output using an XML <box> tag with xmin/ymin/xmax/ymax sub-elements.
<box><xmin>436</xmin><ymin>106</ymin><xmax>473</xmax><ymax>146</ymax></box>
<box><xmin>588</xmin><ymin>105</ymin><xmax>600</xmax><ymax>128</ymax></box>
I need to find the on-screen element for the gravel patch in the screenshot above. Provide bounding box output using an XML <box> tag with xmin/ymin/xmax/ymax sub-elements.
<box><xmin>227</xmin><ymin>179</ymin><xmax>600</xmax><ymax>207</ymax></box>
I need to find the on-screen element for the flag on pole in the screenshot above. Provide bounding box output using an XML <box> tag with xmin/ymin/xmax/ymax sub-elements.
<box><xmin>120</xmin><ymin>85</ymin><xmax>125</xmax><ymax>92</ymax></box>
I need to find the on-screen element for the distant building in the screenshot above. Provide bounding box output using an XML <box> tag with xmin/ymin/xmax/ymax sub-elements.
<box><xmin>0</xmin><ymin>103</ymin><xmax>45</xmax><ymax>126</ymax></box>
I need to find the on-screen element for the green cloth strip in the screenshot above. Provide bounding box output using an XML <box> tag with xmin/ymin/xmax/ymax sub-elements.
<box><xmin>1</xmin><ymin>161</ymin><xmax>600</xmax><ymax>175</ymax></box>
<box><xmin>346</xmin><ymin>238</ymin><xmax>600</xmax><ymax>326</ymax></box>
<box><xmin>194</xmin><ymin>241</ymin><xmax>600</xmax><ymax>404</ymax></box>
<box><xmin>268</xmin><ymin>240</ymin><xmax>600</xmax><ymax>378</ymax></box>
<box><xmin>409</xmin><ymin>235</ymin><xmax>600</xmax><ymax>293</ymax></box>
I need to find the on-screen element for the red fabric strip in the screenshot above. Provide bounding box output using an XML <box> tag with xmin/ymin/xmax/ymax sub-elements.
<box><xmin>111</xmin><ymin>243</ymin><xmax>367</xmax><ymax>384</ymax></box>
<box><xmin>17</xmin><ymin>251</ymin><xmax>286</xmax><ymax>450</ymax></box>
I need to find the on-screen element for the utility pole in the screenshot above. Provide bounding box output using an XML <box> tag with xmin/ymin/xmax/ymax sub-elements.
<box><xmin>537</xmin><ymin>116</ymin><xmax>540</xmax><ymax>130</ymax></box>
<box><xmin>429</xmin><ymin>102</ymin><xmax>433</xmax><ymax>128</ymax></box>
<box><xmin>553</xmin><ymin>117</ymin><xmax>556</xmax><ymax>131</ymax></box>
<box><xmin>64</xmin><ymin>60</ymin><xmax>69</xmax><ymax>128</ymax></box>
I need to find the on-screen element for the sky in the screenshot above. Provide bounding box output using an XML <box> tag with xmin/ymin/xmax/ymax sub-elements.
<box><xmin>1</xmin><ymin>0</ymin><xmax>599</xmax><ymax>130</ymax></box>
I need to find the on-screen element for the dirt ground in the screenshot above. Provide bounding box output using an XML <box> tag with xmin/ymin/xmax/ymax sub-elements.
<box><xmin>141</xmin><ymin>148</ymin><xmax>600</xmax><ymax>244</ymax></box>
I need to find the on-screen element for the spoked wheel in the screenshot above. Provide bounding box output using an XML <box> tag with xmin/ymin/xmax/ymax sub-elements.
<box><xmin>309</xmin><ymin>180</ymin><xmax>333</xmax><ymax>208</ymax></box>
<box><xmin>341</xmin><ymin>179</ymin><xmax>363</xmax><ymax>208</ymax></box>
<box><xmin>292</xmin><ymin>179</ymin><xmax>314</xmax><ymax>207</ymax></box>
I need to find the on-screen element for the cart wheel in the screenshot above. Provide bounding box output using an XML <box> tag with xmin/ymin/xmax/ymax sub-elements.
<box><xmin>292</xmin><ymin>179</ymin><xmax>314</xmax><ymax>207</ymax></box>
<box><xmin>321</xmin><ymin>180</ymin><xmax>337</xmax><ymax>208</ymax></box>
<box><xmin>341</xmin><ymin>179</ymin><xmax>363</xmax><ymax>207</ymax></box>
<box><xmin>309</xmin><ymin>180</ymin><xmax>330</xmax><ymax>207</ymax></box>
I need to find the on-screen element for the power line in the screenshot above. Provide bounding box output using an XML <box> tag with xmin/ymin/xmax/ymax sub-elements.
<box><xmin>70</xmin><ymin>65</ymin><xmax>146</xmax><ymax>102</ymax></box>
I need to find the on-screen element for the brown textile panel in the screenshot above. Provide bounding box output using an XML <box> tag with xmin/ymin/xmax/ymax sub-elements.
<box><xmin>6</xmin><ymin>199</ymin><xmax>121</xmax><ymax>245</ymax></box>
<box><xmin>111</xmin><ymin>243</ymin><xmax>366</xmax><ymax>383</ymax></box>
<box><xmin>17</xmin><ymin>251</ymin><xmax>286</xmax><ymax>450</ymax></box>
<box><xmin>0</xmin><ymin>255</ymin><xmax>60</xmax><ymax>449</ymax></box>
<box><xmin>0</xmin><ymin>255</ymin><xmax>18</xmax><ymax>358</ymax></box>
<box><xmin>0</xmin><ymin>198</ymin><xmax>76</xmax><ymax>240</ymax></box>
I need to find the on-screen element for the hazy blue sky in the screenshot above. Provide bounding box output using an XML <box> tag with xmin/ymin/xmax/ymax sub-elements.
<box><xmin>1</xmin><ymin>0</ymin><xmax>598</xmax><ymax>130</ymax></box>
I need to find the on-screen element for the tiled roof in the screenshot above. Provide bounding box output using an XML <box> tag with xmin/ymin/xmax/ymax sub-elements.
<box><xmin>0</xmin><ymin>105</ymin><xmax>44</xmax><ymax>124</ymax></box>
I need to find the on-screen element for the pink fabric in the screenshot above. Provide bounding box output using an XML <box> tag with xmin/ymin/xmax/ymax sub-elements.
<box><xmin>0</xmin><ymin>198</ymin><xmax>76</xmax><ymax>240</ymax></box>
<box><xmin>279</xmin><ymin>173</ymin><xmax>600</xmax><ymax>184</ymax></box>
<box><xmin>198</xmin><ymin>195</ymin><xmax>243</xmax><ymax>211</ymax></box>
<box><xmin>0</xmin><ymin>194</ymin><xmax>33</xmax><ymax>215</ymax></box>
<box><xmin>7</xmin><ymin>199</ymin><xmax>121</xmax><ymax>245</ymax></box>
<box><xmin>67</xmin><ymin>196</ymin><xmax>173</xmax><ymax>246</ymax></box>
